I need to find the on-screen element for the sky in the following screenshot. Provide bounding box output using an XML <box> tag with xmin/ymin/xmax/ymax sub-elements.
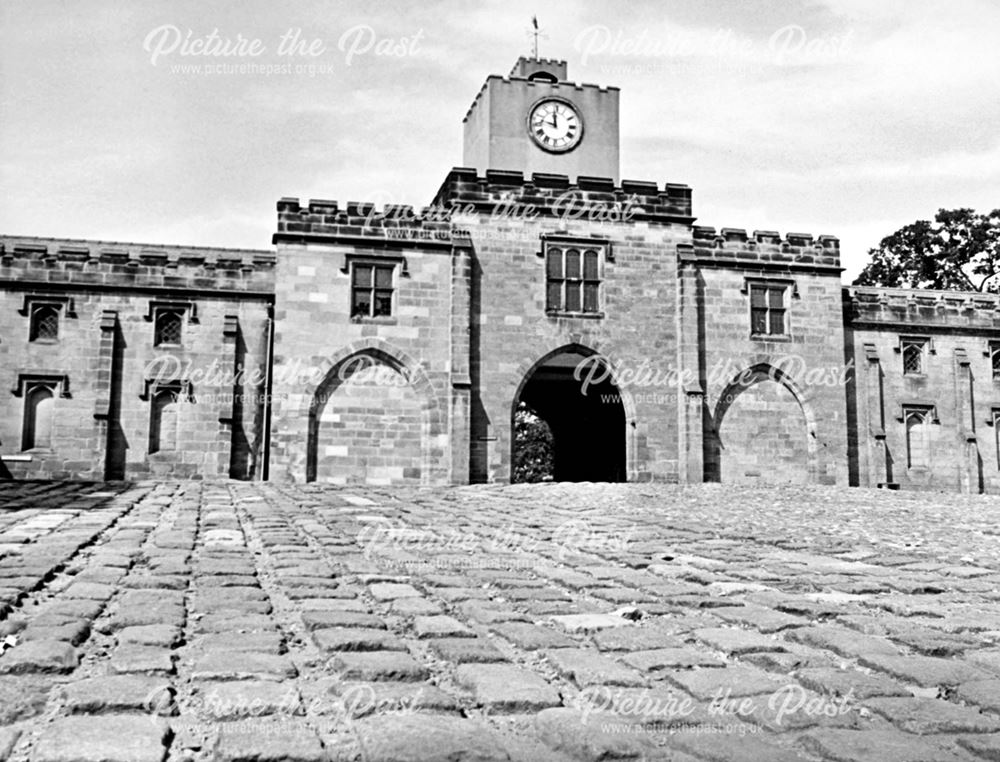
<box><xmin>1</xmin><ymin>0</ymin><xmax>998</xmax><ymax>279</ymax></box>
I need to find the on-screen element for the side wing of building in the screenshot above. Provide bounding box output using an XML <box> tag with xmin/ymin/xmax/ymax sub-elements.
<box><xmin>845</xmin><ymin>286</ymin><xmax>1000</xmax><ymax>492</ymax></box>
<box><xmin>0</xmin><ymin>236</ymin><xmax>274</xmax><ymax>481</ymax></box>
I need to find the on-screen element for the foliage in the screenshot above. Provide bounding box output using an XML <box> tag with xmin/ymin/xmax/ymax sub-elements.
<box><xmin>853</xmin><ymin>208</ymin><xmax>1000</xmax><ymax>292</ymax></box>
<box><xmin>512</xmin><ymin>401</ymin><xmax>554</xmax><ymax>483</ymax></box>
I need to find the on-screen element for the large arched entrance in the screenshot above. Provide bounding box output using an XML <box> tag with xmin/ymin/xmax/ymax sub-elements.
<box><xmin>707</xmin><ymin>365</ymin><xmax>813</xmax><ymax>484</ymax></box>
<box><xmin>307</xmin><ymin>349</ymin><xmax>426</xmax><ymax>485</ymax></box>
<box><xmin>512</xmin><ymin>348</ymin><xmax>626</xmax><ymax>482</ymax></box>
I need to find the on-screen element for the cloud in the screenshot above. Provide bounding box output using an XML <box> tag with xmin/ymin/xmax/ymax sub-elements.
<box><xmin>0</xmin><ymin>0</ymin><xmax>995</xmax><ymax>273</ymax></box>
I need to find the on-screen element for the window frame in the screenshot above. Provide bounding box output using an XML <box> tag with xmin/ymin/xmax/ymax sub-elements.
<box><xmin>988</xmin><ymin>341</ymin><xmax>1000</xmax><ymax>380</ymax></box>
<box><xmin>745</xmin><ymin>281</ymin><xmax>791</xmax><ymax>338</ymax></box>
<box><xmin>20</xmin><ymin>295</ymin><xmax>75</xmax><ymax>342</ymax></box>
<box><xmin>898</xmin><ymin>336</ymin><xmax>930</xmax><ymax>376</ymax></box>
<box><xmin>21</xmin><ymin>381</ymin><xmax>57</xmax><ymax>451</ymax></box>
<box><xmin>153</xmin><ymin>307</ymin><xmax>185</xmax><ymax>347</ymax></box>
<box><xmin>349</xmin><ymin>260</ymin><xmax>397</xmax><ymax>320</ymax></box>
<box><xmin>144</xmin><ymin>300</ymin><xmax>195</xmax><ymax>347</ymax></box>
<box><xmin>902</xmin><ymin>404</ymin><xmax>935</xmax><ymax>470</ymax></box>
<box><xmin>16</xmin><ymin>374</ymin><xmax>71</xmax><ymax>451</ymax></box>
<box><xmin>28</xmin><ymin>302</ymin><xmax>61</xmax><ymax>342</ymax></box>
<box><xmin>148</xmin><ymin>386</ymin><xmax>180</xmax><ymax>454</ymax></box>
<box><xmin>542</xmin><ymin>239</ymin><xmax>607</xmax><ymax>317</ymax></box>
<box><xmin>993</xmin><ymin>408</ymin><xmax>1000</xmax><ymax>469</ymax></box>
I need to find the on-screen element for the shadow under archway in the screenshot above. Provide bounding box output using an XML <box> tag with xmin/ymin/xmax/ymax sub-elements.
<box><xmin>512</xmin><ymin>347</ymin><xmax>626</xmax><ymax>483</ymax></box>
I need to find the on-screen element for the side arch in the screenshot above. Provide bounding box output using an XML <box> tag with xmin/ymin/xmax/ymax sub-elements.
<box><xmin>304</xmin><ymin>339</ymin><xmax>444</xmax><ymax>485</ymax></box>
<box><xmin>708</xmin><ymin>363</ymin><xmax>818</xmax><ymax>484</ymax></box>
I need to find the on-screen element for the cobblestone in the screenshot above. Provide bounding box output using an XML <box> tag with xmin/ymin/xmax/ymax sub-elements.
<box><xmin>864</xmin><ymin>696</ymin><xmax>1000</xmax><ymax>734</ymax></box>
<box><xmin>454</xmin><ymin>663</ymin><xmax>562</xmax><ymax>711</ymax></box>
<box><xmin>31</xmin><ymin>715</ymin><xmax>170</xmax><ymax>762</ymax></box>
<box><xmin>350</xmin><ymin>714</ymin><xmax>510</xmax><ymax>762</ymax></box>
<box><xmin>800</xmin><ymin>728</ymin><xmax>969</xmax><ymax>761</ymax></box>
<box><xmin>0</xmin><ymin>639</ymin><xmax>78</xmax><ymax>673</ymax></box>
<box><xmin>213</xmin><ymin>722</ymin><xmax>326</xmax><ymax>762</ymax></box>
<box><xmin>2</xmin><ymin>480</ymin><xmax>1000</xmax><ymax>760</ymax></box>
<box><xmin>329</xmin><ymin>651</ymin><xmax>429</xmax><ymax>682</ymax></box>
<box><xmin>61</xmin><ymin>675</ymin><xmax>173</xmax><ymax>714</ymax></box>
<box><xmin>544</xmin><ymin>647</ymin><xmax>648</xmax><ymax>687</ymax></box>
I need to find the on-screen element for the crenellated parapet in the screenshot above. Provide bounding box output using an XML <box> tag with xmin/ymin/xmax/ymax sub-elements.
<box><xmin>274</xmin><ymin>197</ymin><xmax>458</xmax><ymax>249</ymax></box>
<box><xmin>0</xmin><ymin>235</ymin><xmax>275</xmax><ymax>295</ymax></box>
<box><xmin>274</xmin><ymin>168</ymin><xmax>694</xmax><ymax>247</ymax></box>
<box><xmin>508</xmin><ymin>56</ymin><xmax>568</xmax><ymax>79</ymax></box>
<box><xmin>846</xmin><ymin>286</ymin><xmax>1000</xmax><ymax>332</ymax></box>
<box><xmin>682</xmin><ymin>225</ymin><xmax>841</xmax><ymax>273</ymax></box>
<box><xmin>463</xmin><ymin>74</ymin><xmax>617</xmax><ymax>124</ymax></box>
<box><xmin>431</xmin><ymin>167</ymin><xmax>693</xmax><ymax>225</ymax></box>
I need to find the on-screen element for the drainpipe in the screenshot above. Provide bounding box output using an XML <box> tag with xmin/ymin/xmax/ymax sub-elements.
<box><xmin>261</xmin><ymin>304</ymin><xmax>275</xmax><ymax>481</ymax></box>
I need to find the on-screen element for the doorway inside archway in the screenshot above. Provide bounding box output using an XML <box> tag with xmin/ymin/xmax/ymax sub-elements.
<box><xmin>512</xmin><ymin>349</ymin><xmax>626</xmax><ymax>482</ymax></box>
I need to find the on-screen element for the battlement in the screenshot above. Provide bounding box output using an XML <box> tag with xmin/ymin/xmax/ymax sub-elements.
<box><xmin>509</xmin><ymin>56</ymin><xmax>568</xmax><ymax>81</ymax></box>
<box><xmin>463</xmin><ymin>75</ymin><xmax>619</xmax><ymax>124</ymax></box>
<box><xmin>846</xmin><ymin>285</ymin><xmax>1000</xmax><ymax>331</ymax></box>
<box><xmin>431</xmin><ymin>167</ymin><xmax>693</xmax><ymax>225</ymax></box>
<box><xmin>274</xmin><ymin>197</ymin><xmax>458</xmax><ymax>248</ymax></box>
<box><xmin>0</xmin><ymin>235</ymin><xmax>275</xmax><ymax>295</ymax></box>
<box><xmin>685</xmin><ymin>225</ymin><xmax>841</xmax><ymax>271</ymax></box>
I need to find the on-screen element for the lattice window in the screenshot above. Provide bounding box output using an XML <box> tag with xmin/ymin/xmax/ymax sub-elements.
<box><xmin>22</xmin><ymin>383</ymin><xmax>56</xmax><ymax>450</ymax></box>
<box><xmin>749</xmin><ymin>284</ymin><xmax>788</xmax><ymax>336</ymax></box>
<box><xmin>350</xmin><ymin>262</ymin><xmax>395</xmax><ymax>318</ymax></box>
<box><xmin>154</xmin><ymin>309</ymin><xmax>183</xmax><ymax>346</ymax></box>
<box><xmin>546</xmin><ymin>245</ymin><xmax>602</xmax><ymax>314</ymax></box>
<box><xmin>902</xmin><ymin>339</ymin><xmax>925</xmax><ymax>375</ymax></box>
<box><xmin>990</xmin><ymin>342</ymin><xmax>1000</xmax><ymax>379</ymax></box>
<box><xmin>29</xmin><ymin>304</ymin><xmax>60</xmax><ymax>342</ymax></box>
<box><xmin>904</xmin><ymin>407</ymin><xmax>932</xmax><ymax>469</ymax></box>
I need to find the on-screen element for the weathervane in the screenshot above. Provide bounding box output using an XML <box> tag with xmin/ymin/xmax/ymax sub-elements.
<box><xmin>527</xmin><ymin>16</ymin><xmax>548</xmax><ymax>59</ymax></box>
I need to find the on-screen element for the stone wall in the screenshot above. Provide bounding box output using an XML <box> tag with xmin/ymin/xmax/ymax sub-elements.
<box><xmin>269</xmin><ymin>199</ymin><xmax>456</xmax><ymax>485</ymax></box>
<box><xmin>845</xmin><ymin>287</ymin><xmax>1000</xmax><ymax>493</ymax></box>
<box><xmin>678</xmin><ymin>226</ymin><xmax>848</xmax><ymax>486</ymax></box>
<box><xmin>0</xmin><ymin>236</ymin><xmax>273</xmax><ymax>480</ymax></box>
<box><xmin>434</xmin><ymin>169</ymin><xmax>694</xmax><ymax>483</ymax></box>
<box><xmin>8</xmin><ymin>181</ymin><xmax>1000</xmax><ymax>494</ymax></box>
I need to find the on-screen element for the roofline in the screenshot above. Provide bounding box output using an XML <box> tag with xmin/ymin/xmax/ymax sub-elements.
<box><xmin>0</xmin><ymin>233</ymin><xmax>273</xmax><ymax>256</ymax></box>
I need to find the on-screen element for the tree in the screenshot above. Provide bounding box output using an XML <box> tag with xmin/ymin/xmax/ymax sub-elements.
<box><xmin>512</xmin><ymin>401</ymin><xmax>554</xmax><ymax>483</ymax></box>
<box><xmin>853</xmin><ymin>208</ymin><xmax>1000</xmax><ymax>292</ymax></box>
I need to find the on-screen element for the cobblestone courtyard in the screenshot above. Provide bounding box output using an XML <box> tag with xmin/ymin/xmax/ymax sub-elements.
<box><xmin>1</xmin><ymin>481</ymin><xmax>999</xmax><ymax>761</ymax></box>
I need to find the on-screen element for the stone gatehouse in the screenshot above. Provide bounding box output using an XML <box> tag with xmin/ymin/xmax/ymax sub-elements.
<box><xmin>2</xmin><ymin>57</ymin><xmax>996</xmax><ymax>492</ymax></box>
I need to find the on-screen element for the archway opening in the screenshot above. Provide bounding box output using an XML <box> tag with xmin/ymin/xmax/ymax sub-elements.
<box><xmin>512</xmin><ymin>350</ymin><xmax>626</xmax><ymax>482</ymax></box>
<box><xmin>512</xmin><ymin>401</ymin><xmax>555</xmax><ymax>482</ymax></box>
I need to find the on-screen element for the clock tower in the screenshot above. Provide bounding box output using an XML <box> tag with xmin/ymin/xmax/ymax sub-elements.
<box><xmin>462</xmin><ymin>57</ymin><xmax>620</xmax><ymax>182</ymax></box>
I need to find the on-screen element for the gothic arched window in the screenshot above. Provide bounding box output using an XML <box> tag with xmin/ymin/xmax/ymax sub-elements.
<box><xmin>23</xmin><ymin>384</ymin><xmax>55</xmax><ymax>450</ymax></box>
<box><xmin>905</xmin><ymin>408</ymin><xmax>931</xmax><ymax>469</ymax></box>
<box><xmin>149</xmin><ymin>388</ymin><xmax>179</xmax><ymax>453</ymax></box>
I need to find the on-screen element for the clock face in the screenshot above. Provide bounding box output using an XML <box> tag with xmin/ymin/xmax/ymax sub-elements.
<box><xmin>528</xmin><ymin>99</ymin><xmax>583</xmax><ymax>153</ymax></box>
